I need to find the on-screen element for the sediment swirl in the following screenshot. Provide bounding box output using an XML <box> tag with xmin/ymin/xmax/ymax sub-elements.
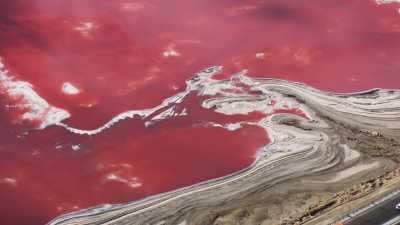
<box><xmin>47</xmin><ymin>67</ymin><xmax>400</xmax><ymax>225</ymax></box>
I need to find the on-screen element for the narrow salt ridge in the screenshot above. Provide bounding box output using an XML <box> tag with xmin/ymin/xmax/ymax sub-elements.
<box><xmin>144</xmin><ymin>106</ymin><xmax>188</xmax><ymax>127</ymax></box>
<box><xmin>57</xmin><ymin>66</ymin><xmax>224</xmax><ymax>135</ymax></box>
<box><xmin>57</xmin><ymin>65</ymin><xmax>312</xmax><ymax>136</ymax></box>
<box><xmin>203</xmin><ymin>122</ymin><xmax>244</xmax><ymax>131</ymax></box>
<box><xmin>144</xmin><ymin>106</ymin><xmax>176</xmax><ymax>127</ymax></box>
<box><xmin>57</xmin><ymin>66</ymin><xmax>314</xmax><ymax>136</ymax></box>
<box><xmin>0</xmin><ymin>61</ymin><xmax>70</xmax><ymax>129</ymax></box>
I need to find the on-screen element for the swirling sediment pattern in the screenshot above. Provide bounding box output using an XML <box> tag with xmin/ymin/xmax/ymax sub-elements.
<box><xmin>47</xmin><ymin>67</ymin><xmax>400</xmax><ymax>225</ymax></box>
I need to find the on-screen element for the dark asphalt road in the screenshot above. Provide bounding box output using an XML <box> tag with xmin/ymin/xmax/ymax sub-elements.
<box><xmin>345</xmin><ymin>194</ymin><xmax>400</xmax><ymax>225</ymax></box>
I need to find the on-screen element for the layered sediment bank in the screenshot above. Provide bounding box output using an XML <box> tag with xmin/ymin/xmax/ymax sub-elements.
<box><xmin>48</xmin><ymin>67</ymin><xmax>400</xmax><ymax>225</ymax></box>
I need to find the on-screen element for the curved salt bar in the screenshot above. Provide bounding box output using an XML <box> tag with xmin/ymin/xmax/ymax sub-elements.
<box><xmin>48</xmin><ymin>67</ymin><xmax>400</xmax><ymax>225</ymax></box>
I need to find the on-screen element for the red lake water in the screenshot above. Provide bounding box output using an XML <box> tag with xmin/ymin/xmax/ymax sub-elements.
<box><xmin>0</xmin><ymin>0</ymin><xmax>400</xmax><ymax>224</ymax></box>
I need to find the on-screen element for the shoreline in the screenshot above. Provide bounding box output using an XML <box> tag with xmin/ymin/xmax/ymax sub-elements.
<box><xmin>47</xmin><ymin>68</ymin><xmax>400</xmax><ymax>225</ymax></box>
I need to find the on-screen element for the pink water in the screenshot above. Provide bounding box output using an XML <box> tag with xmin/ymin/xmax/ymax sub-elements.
<box><xmin>0</xmin><ymin>0</ymin><xmax>400</xmax><ymax>224</ymax></box>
